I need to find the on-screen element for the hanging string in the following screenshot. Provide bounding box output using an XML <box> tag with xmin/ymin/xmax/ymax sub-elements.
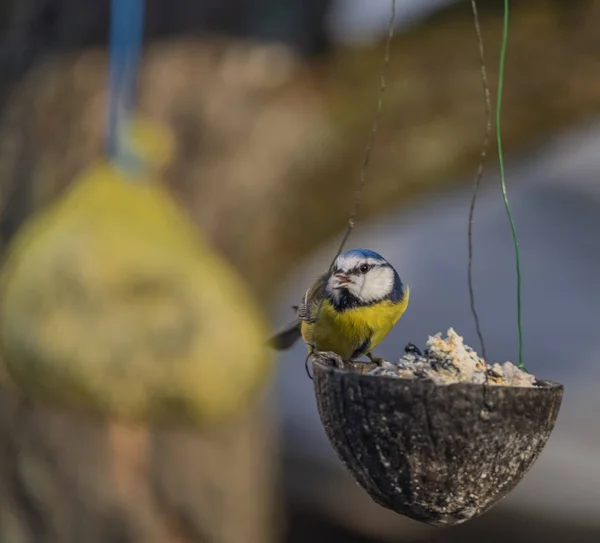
<box><xmin>496</xmin><ymin>0</ymin><xmax>526</xmax><ymax>371</ymax></box>
<box><xmin>467</xmin><ymin>0</ymin><xmax>491</xmax><ymax>362</ymax></box>
<box><xmin>330</xmin><ymin>0</ymin><xmax>396</xmax><ymax>262</ymax></box>
<box><xmin>106</xmin><ymin>0</ymin><xmax>145</xmax><ymax>171</ymax></box>
<box><xmin>305</xmin><ymin>0</ymin><xmax>397</xmax><ymax>379</ymax></box>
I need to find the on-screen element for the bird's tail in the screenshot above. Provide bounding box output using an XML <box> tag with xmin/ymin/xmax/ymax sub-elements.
<box><xmin>267</xmin><ymin>319</ymin><xmax>302</xmax><ymax>350</ymax></box>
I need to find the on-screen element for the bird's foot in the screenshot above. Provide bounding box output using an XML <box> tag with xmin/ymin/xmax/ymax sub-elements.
<box><xmin>310</xmin><ymin>350</ymin><xmax>346</xmax><ymax>369</ymax></box>
<box><xmin>367</xmin><ymin>352</ymin><xmax>385</xmax><ymax>366</ymax></box>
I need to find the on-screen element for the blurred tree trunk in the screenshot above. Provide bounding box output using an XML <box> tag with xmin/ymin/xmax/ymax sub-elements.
<box><xmin>0</xmin><ymin>0</ymin><xmax>599</xmax><ymax>542</ymax></box>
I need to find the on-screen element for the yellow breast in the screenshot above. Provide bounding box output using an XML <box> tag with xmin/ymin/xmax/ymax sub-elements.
<box><xmin>300</xmin><ymin>291</ymin><xmax>409</xmax><ymax>360</ymax></box>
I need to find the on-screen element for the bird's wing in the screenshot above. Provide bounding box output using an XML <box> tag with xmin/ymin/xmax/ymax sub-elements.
<box><xmin>297</xmin><ymin>289</ymin><xmax>311</xmax><ymax>321</ymax></box>
<box><xmin>267</xmin><ymin>273</ymin><xmax>329</xmax><ymax>350</ymax></box>
<box><xmin>297</xmin><ymin>273</ymin><xmax>328</xmax><ymax>323</ymax></box>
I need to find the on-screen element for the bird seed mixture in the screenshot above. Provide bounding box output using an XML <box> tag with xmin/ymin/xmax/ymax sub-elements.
<box><xmin>368</xmin><ymin>328</ymin><xmax>536</xmax><ymax>387</ymax></box>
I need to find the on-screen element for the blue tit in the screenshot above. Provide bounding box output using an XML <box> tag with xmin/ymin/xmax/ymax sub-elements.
<box><xmin>269</xmin><ymin>248</ymin><xmax>409</xmax><ymax>363</ymax></box>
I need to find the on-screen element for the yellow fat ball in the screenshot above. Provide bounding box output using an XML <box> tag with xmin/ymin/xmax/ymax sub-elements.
<box><xmin>0</xmin><ymin>121</ymin><xmax>273</xmax><ymax>426</ymax></box>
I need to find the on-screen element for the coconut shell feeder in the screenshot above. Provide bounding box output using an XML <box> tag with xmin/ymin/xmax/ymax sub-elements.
<box><xmin>312</xmin><ymin>355</ymin><xmax>563</xmax><ymax>526</ymax></box>
<box><xmin>294</xmin><ymin>0</ymin><xmax>567</xmax><ymax>528</ymax></box>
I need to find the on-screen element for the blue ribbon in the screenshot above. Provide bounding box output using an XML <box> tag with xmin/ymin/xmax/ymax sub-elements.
<box><xmin>106</xmin><ymin>0</ymin><xmax>145</xmax><ymax>170</ymax></box>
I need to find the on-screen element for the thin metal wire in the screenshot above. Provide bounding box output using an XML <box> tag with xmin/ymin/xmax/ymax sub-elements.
<box><xmin>331</xmin><ymin>0</ymin><xmax>396</xmax><ymax>263</ymax></box>
<box><xmin>496</xmin><ymin>0</ymin><xmax>526</xmax><ymax>371</ymax></box>
<box><xmin>467</xmin><ymin>0</ymin><xmax>491</xmax><ymax>362</ymax></box>
<box><xmin>305</xmin><ymin>357</ymin><xmax>314</xmax><ymax>380</ymax></box>
<box><xmin>304</xmin><ymin>0</ymin><xmax>396</xmax><ymax>375</ymax></box>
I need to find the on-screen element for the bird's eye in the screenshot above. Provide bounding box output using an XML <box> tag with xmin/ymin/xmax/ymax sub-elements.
<box><xmin>360</xmin><ymin>264</ymin><xmax>370</xmax><ymax>273</ymax></box>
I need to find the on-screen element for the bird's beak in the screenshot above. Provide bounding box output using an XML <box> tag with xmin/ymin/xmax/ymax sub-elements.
<box><xmin>333</xmin><ymin>272</ymin><xmax>351</xmax><ymax>285</ymax></box>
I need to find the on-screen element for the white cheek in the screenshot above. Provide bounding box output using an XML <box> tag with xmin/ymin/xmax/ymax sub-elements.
<box><xmin>346</xmin><ymin>277</ymin><xmax>365</xmax><ymax>298</ymax></box>
<box><xmin>355</xmin><ymin>268</ymin><xmax>394</xmax><ymax>302</ymax></box>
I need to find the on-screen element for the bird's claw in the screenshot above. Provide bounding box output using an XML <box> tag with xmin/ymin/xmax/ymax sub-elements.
<box><xmin>310</xmin><ymin>351</ymin><xmax>346</xmax><ymax>369</ymax></box>
<box><xmin>367</xmin><ymin>353</ymin><xmax>385</xmax><ymax>366</ymax></box>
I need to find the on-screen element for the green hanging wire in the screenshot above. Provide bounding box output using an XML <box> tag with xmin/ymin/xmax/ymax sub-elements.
<box><xmin>496</xmin><ymin>0</ymin><xmax>526</xmax><ymax>371</ymax></box>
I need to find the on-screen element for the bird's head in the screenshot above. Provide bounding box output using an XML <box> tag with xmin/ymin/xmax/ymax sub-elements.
<box><xmin>326</xmin><ymin>248</ymin><xmax>405</xmax><ymax>308</ymax></box>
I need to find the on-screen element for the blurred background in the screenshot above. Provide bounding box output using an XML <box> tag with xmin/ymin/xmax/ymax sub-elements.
<box><xmin>0</xmin><ymin>0</ymin><xmax>599</xmax><ymax>542</ymax></box>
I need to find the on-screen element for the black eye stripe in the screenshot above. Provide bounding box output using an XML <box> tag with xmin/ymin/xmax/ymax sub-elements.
<box><xmin>334</xmin><ymin>262</ymin><xmax>384</xmax><ymax>275</ymax></box>
<box><xmin>349</xmin><ymin>263</ymin><xmax>380</xmax><ymax>274</ymax></box>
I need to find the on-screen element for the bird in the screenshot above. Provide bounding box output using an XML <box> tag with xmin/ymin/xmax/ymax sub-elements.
<box><xmin>269</xmin><ymin>248</ymin><xmax>409</xmax><ymax>367</ymax></box>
